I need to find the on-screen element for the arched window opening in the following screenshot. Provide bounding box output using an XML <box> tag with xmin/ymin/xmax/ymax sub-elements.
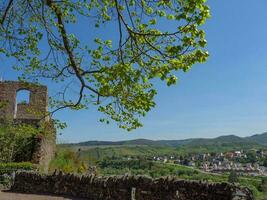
<box><xmin>14</xmin><ymin>89</ymin><xmax>31</xmax><ymax>118</ymax></box>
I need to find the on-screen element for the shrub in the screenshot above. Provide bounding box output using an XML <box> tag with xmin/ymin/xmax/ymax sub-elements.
<box><xmin>0</xmin><ymin>122</ymin><xmax>40</xmax><ymax>162</ymax></box>
<box><xmin>49</xmin><ymin>149</ymin><xmax>88</xmax><ymax>174</ymax></box>
<box><xmin>228</xmin><ymin>171</ymin><xmax>238</xmax><ymax>183</ymax></box>
<box><xmin>0</xmin><ymin>162</ymin><xmax>35</xmax><ymax>175</ymax></box>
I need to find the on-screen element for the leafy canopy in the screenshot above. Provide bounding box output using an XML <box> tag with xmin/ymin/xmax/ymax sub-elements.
<box><xmin>0</xmin><ymin>0</ymin><xmax>210</xmax><ymax>130</ymax></box>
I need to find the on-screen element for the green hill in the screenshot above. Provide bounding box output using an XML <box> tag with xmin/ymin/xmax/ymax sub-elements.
<box><xmin>177</xmin><ymin>135</ymin><xmax>262</xmax><ymax>154</ymax></box>
<box><xmin>62</xmin><ymin>132</ymin><xmax>267</xmax><ymax>149</ymax></box>
<box><xmin>58</xmin><ymin>133</ymin><xmax>267</xmax><ymax>162</ymax></box>
<box><xmin>184</xmin><ymin>135</ymin><xmax>258</xmax><ymax>147</ymax></box>
<box><xmin>246</xmin><ymin>132</ymin><xmax>267</xmax><ymax>146</ymax></box>
<box><xmin>66</xmin><ymin>138</ymin><xmax>193</xmax><ymax>147</ymax></box>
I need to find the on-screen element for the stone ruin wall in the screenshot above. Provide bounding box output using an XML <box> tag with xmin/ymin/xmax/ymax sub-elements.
<box><xmin>0</xmin><ymin>81</ymin><xmax>48</xmax><ymax>122</ymax></box>
<box><xmin>0</xmin><ymin>81</ymin><xmax>55</xmax><ymax>171</ymax></box>
<box><xmin>11</xmin><ymin>172</ymin><xmax>253</xmax><ymax>200</ymax></box>
<box><xmin>31</xmin><ymin>132</ymin><xmax>56</xmax><ymax>172</ymax></box>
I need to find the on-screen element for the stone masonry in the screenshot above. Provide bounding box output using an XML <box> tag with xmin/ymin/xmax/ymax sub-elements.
<box><xmin>0</xmin><ymin>81</ymin><xmax>48</xmax><ymax>122</ymax></box>
<box><xmin>11</xmin><ymin>172</ymin><xmax>253</xmax><ymax>200</ymax></box>
<box><xmin>0</xmin><ymin>81</ymin><xmax>55</xmax><ymax>171</ymax></box>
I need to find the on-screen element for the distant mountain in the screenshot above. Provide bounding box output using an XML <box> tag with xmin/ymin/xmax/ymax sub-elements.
<box><xmin>63</xmin><ymin>132</ymin><xmax>267</xmax><ymax>148</ymax></box>
<box><xmin>67</xmin><ymin>138</ymin><xmax>193</xmax><ymax>147</ymax></box>
<box><xmin>246</xmin><ymin>132</ymin><xmax>267</xmax><ymax>146</ymax></box>
<box><xmin>185</xmin><ymin>135</ymin><xmax>251</xmax><ymax>146</ymax></box>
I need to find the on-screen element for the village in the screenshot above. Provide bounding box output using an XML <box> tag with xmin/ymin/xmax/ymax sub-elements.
<box><xmin>150</xmin><ymin>149</ymin><xmax>267</xmax><ymax>176</ymax></box>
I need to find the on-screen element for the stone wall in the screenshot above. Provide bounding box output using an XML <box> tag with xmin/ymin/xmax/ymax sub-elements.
<box><xmin>31</xmin><ymin>131</ymin><xmax>56</xmax><ymax>172</ymax></box>
<box><xmin>0</xmin><ymin>81</ymin><xmax>48</xmax><ymax>121</ymax></box>
<box><xmin>0</xmin><ymin>81</ymin><xmax>55</xmax><ymax>170</ymax></box>
<box><xmin>11</xmin><ymin>172</ymin><xmax>253</xmax><ymax>200</ymax></box>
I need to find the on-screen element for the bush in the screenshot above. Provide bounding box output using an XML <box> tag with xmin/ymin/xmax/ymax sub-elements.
<box><xmin>49</xmin><ymin>149</ymin><xmax>88</xmax><ymax>174</ymax></box>
<box><xmin>228</xmin><ymin>171</ymin><xmax>238</xmax><ymax>183</ymax></box>
<box><xmin>0</xmin><ymin>122</ymin><xmax>40</xmax><ymax>162</ymax></box>
<box><xmin>263</xmin><ymin>158</ymin><xmax>267</xmax><ymax>167</ymax></box>
<box><xmin>0</xmin><ymin>162</ymin><xmax>35</xmax><ymax>189</ymax></box>
<box><xmin>0</xmin><ymin>162</ymin><xmax>35</xmax><ymax>175</ymax></box>
<box><xmin>0</xmin><ymin>174</ymin><xmax>12</xmax><ymax>188</ymax></box>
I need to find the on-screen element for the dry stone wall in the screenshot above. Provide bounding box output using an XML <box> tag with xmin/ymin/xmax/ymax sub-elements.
<box><xmin>11</xmin><ymin>172</ymin><xmax>253</xmax><ymax>200</ymax></box>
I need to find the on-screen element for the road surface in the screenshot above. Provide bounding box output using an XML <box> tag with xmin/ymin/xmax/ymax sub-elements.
<box><xmin>0</xmin><ymin>191</ymin><xmax>86</xmax><ymax>200</ymax></box>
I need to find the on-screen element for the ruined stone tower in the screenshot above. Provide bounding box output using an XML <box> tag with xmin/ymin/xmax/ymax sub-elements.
<box><xmin>0</xmin><ymin>81</ymin><xmax>48</xmax><ymax>123</ymax></box>
<box><xmin>0</xmin><ymin>81</ymin><xmax>55</xmax><ymax>172</ymax></box>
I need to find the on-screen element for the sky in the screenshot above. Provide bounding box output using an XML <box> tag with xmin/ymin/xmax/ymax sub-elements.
<box><xmin>1</xmin><ymin>1</ymin><xmax>267</xmax><ymax>143</ymax></box>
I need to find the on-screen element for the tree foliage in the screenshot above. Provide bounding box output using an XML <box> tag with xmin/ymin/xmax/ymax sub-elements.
<box><xmin>0</xmin><ymin>122</ymin><xmax>39</xmax><ymax>162</ymax></box>
<box><xmin>0</xmin><ymin>0</ymin><xmax>210</xmax><ymax>130</ymax></box>
<box><xmin>228</xmin><ymin>170</ymin><xmax>238</xmax><ymax>183</ymax></box>
<box><xmin>263</xmin><ymin>158</ymin><xmax>267</xmax><ymax>167</ymax></box>
<box><xmin>49</xmin><ymin>149</ymin><xmax>88</xmax><ymax>174</ymax></box>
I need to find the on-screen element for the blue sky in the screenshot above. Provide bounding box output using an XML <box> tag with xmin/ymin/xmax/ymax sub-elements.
<box><xmin>1</xmin><ymin>1</ymin><xmax>267</xmax><ymax>143</ymax></box>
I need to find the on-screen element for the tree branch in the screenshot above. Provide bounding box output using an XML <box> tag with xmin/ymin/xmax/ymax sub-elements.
<box><xmin>0</xmin><ymin>0</ymin><xmax>14</xmax><ymax>27</ymax></box>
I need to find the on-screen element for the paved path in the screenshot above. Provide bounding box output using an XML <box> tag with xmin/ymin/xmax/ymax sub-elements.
<box><xmin>0</xmin><ymin>191</ymin><xmax>85</xmax><ymax>200</ymax></box>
